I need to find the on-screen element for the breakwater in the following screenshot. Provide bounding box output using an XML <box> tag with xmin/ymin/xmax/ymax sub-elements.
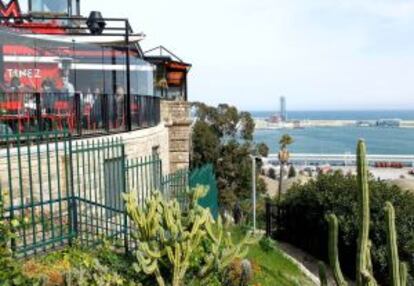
<box><xmin>254</xmin><ymin>119</ymin><xmax>414</xmax><ymax>129</ymax></box>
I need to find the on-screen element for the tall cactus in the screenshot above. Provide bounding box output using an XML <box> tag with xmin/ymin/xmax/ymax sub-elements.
<box><xmin>327</xmin><ymin>214</ymin><xmax>347</xmax><ymax>286</ymax></box>
<box><xmin>355</xmin><ymin>140</ymin><xmax>376</xmax><ymax>286</ymax></box>
<box><xmin>385</xmin><ymin>201</ymin><xmax>401</xmax><ymax>286</ymax></box>
<box><xmin>324</xmin><ymin>140</ymin><xmax>408</xmax><ymax>286</ymax></box>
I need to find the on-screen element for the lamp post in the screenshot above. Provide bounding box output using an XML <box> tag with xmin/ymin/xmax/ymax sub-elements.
<box><xmin>250</xmin><ymin>155</ymin><xmax>261</xmax><ymax>233</ymax></box>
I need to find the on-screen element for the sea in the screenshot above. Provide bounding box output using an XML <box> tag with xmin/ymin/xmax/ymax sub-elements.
<box><xmin>251</xmin><ymin>110</ymin><xmax>414</xmax><ymax>155</ymax></box>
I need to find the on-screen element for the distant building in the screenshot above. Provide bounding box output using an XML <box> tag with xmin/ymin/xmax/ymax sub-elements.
<box><xmin>376</xmin><ymin>119</ymin><xmax>401</xmax><ymax>128</ymax></box>
<box><xmin>280</xmin><ymin>96</ymin><xmax>287</xmax><ymax>121</ymax></box>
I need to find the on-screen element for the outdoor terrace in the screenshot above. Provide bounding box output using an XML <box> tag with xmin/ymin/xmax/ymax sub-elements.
<box><xmin>0</xmin><ymin>91</ymin><xmax>160</xmax><ymax>138</ymax></box>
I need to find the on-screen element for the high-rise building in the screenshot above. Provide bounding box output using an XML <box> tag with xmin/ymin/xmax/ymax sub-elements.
<box><xmin>280</xmin><ymin>96</ymin><xmax>287</xmax><ymax>121</ymax></box>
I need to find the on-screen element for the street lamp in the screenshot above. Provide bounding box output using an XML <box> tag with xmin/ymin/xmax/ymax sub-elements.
<box><xmin>250</xmin><ymin>155</ymin><xmax>262</xmax><ymax>233</ymax></box>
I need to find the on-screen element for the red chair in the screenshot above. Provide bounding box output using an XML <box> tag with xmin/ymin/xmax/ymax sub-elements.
<box><xmin>83</xmin><ymin>103</ymin><xmax>93</xmax><ymax>130</ymax></box>
<box><xmin>46</xmin><ymin>101</ymin><xmax>74</xmax><ymax>131</ymax></box>
<box><xmin>130</xmin><ymin>102</ymin><xmax>140</xmax><ymax>126</ymax></box>
<box><xmin>0</xmin><ymin>98</ymin><xmax>30</xmax><ymax>133</ymax></box>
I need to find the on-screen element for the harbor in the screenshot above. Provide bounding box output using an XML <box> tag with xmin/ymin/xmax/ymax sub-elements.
<box><xmin>252</xmin><ymin>97</ymin><xmax>414</xmax><ymax>129</ymax></box>
<box><xmin>254</xmin><ymin>118</ymin><xmax>414</xmax><ymax>129</ymax></box>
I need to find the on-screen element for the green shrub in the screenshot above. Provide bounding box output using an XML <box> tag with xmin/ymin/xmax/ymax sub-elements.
<box><xmin>21</xmin><ymin>242</ymin><xmax>139</xmax><ymax>286</ymax></box>
<box><xmin>258</xmin><ymin>236</ymin><xmax>275</xmax><ymax>253</ymax></box>
<box><xmin>0</xmin><ymin>194</ymin><xmax>40</xmax><ymax>286</ymax></box>
<box><xmin>268</xmin><ymin>168</ymin><xmax>277</xmax><ymax>180</ymax></box>
<box><xmin>288</xmin><ymin>165</ymin><xmax>296</xmax><ymax>178</ymax></box>
<box><xmin>275</xmin><ymin>171</ymin><xmax>414</xmax><ymax>284</ymax></box>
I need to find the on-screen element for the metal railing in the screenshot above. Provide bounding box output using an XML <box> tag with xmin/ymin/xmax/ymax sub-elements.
<box><xmin>0</xmin><ymin>92</ymin><xmax>161</xmax><ymax>138</ymax></box>
<box><xmin>0</xmin><ymin>131</ymin><xmax>217</xmax><ymax>256</ymax></box>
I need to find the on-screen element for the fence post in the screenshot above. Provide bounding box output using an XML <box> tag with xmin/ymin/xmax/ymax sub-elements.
<box><xmin>67</xmin><ymin>133</ymin><xmax>78</xmax><ymax>246</ymax></box>
<box><xmin>265</xmin><ymin>201</ymin><xmax>271</xmax><ymax>237</ymax></box>
<box><xmin>103</xmin><ymin>93</ymin><xmax>110</xmax><ymax>132</ymax></box>
<box><xmin>75</xmin><ymin>92</ymin><xmax>82</xmax><ymax>136</ymax></box>
<box><xmin>121</xmin><ymin>145</ymin><xmax>129</xmax><ymax>253</ymax></box>
<box><xmin>35</xmin><ymin>92</ymin><xmax>42</xmax><ymax>131</ymax></box>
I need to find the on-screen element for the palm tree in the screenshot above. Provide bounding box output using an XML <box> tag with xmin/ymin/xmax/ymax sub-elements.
<box><xmin>278</xmin><ymin>134</ymin><xmax>294</xmax><ymax>206</ymax></box>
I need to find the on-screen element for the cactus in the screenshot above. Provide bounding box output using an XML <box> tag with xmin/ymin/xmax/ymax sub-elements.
<box><xmin>385</xmin><ymin>201</ymin><xmax>401</xmax><ymax>286</ymax></box>
<box><xmin>327</xmin><ymin>214</ymin><xmax>347</xmax><ymax>286</ymax></box>
<box><xmin>124</xmin><ymin>185</ymin><xmax>254</xmax><ymax>286</ymax></box>
<box><xmin>400</xmin><ymin>263</ymin><xmax>408</xmax><ymax>286</ymax></box>
<box><xmin>355</xmin><ymin>140</ymin><xmax>376</xmax><ymax>286</ymax></box>
<box><xmin>318</xmin><ymin>261</ymin><xmax>328</xmax><ymax>286</ymax></box>
<box><xmin>240</xmin><ymin>259</ymin><xmax>252</xmax><ymax>286</ymax></box>
<box><xmin>324</xmin><ymin>140</ymin><xmax>408</xmax><ymax>286</ymax></box>
<box><xmin>64</xmin><ymin>271</ymin><xmax>73</xmax><ymax>286</ymax></box>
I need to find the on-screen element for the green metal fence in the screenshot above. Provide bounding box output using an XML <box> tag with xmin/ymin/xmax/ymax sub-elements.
<box><xmin>0</xmin><ymin>131</ymin><xmax>218</xmax><ymax>256</ymax></box>
<box><xmin>0</xmin><ymin>131</ymin><xmax>75</xmax><ymax>256</ymax></box>
<box><xmin>126</xmin><ymin>156</ymin><xmax>162</xmax><ymax>205</ymax></box>
<box><xmin>190</xmin><ymin>164</ymin><xmax>219</xmax><ymax>218</ymax></box>
<box><xmin>72</xmin><ymin>138</ymin><xmax>127</xmax><ymax>248</ymax></box>
<box><xmin>161</xmin><ymin>169</ymin><xmax>189</xmax><ymax>208</ymax></box>
<box><xmin>160</xmin><ymin>165</ymin><xmax>219</xmax><ymax>218</ymax></box>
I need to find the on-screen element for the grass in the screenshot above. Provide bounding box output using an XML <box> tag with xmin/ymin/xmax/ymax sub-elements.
<box><xmin>231</xmin><ymin>227</ymin><xmax>316</xmax><ymax>286</ymax></box>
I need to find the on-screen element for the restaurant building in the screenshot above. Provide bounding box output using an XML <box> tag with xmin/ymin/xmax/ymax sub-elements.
<box><xmin>0</xmin><ymin>0</ymin><xmax>192</xmax><ymax>173</ymax></box>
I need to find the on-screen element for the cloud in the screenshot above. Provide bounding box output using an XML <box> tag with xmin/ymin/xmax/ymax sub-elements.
<box><xmin>337</xmin><ymin>0</ymin><xmax>414</xmax><ymax>20</ymax></box>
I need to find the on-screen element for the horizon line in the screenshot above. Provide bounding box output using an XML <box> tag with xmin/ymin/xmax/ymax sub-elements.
<box><xmin>246</xmin><ymin>108</ymin><xmax>414</xmax><ymax>112</ymax></box>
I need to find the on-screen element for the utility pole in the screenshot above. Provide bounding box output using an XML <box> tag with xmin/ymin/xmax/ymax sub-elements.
<box><xmin>252</xmin><ymin>156</ymin><xmax>256</xmax><ymax>233</ymax></box>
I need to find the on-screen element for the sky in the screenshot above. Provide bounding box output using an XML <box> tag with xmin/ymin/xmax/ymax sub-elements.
<box><xmin>83</xmin><ymin>0</ymin><xmax>414</xmax><ymax>111</ymax></box>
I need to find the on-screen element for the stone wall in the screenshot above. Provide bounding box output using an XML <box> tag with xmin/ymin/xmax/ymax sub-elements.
<box><xmin>161</xmin><ymin>100</ymin><xmax>192</xmax><ymax>173</ymax></box>
<box><xmin>75</xmin><ymin>124</ymin><xmax>170</xmax><ymax>174</ymax></box>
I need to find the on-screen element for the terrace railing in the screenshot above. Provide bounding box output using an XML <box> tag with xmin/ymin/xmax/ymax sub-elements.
<box><xmin>0</xmin><ymin>92</ymin><xmax>161</xmax><ymax>138</ymax></box>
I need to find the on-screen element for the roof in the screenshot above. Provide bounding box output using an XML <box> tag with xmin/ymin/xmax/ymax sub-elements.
<box><xmin>144</xmin><ymin>46</ymin><xmax>192</xmax><ymax>70</ymax></box>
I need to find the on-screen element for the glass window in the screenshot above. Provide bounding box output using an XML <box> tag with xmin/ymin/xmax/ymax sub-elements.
<box><xmin>31</xmin><ymin>0</ymin><xmax>69</xmax><ymax>14</ymax></box>
<box><xmin>70</xmin><ymin>0</ymin><xmax>78</xmax><ymax>15</ymax></box>
<box><xmin>19</xmin><ymin>0</ymin><xmax>29</xmax><ymax>14</ymax></box>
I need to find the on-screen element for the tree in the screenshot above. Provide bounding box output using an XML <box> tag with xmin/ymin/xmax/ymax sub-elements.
<box><xmin>288</xmin><ymin>165</ymin><xmax>296</xmax><ymax>178</ymax></box>
<box><xmin>191</xmin><ymin>103</ymin><xmax>267</xmax><ymax>210</ymax></box>
<box><xmin>279</xmin><ymin>134</ymin><xmax>294</xmax><ymax>149</ymax></box>
<box><xmin>268</xmin><ymin>168</ymin><xmax>277</xmax><ymax>180</ymax></box>
<box><xmin>191</xmin><ymin>121</ymin><xmax>220</xmax><ymax>168</ymax></box>
<box><xmin>278</xmin><ymin>134</ymin><xmax>294</xmax><ymax>203</ymax></box>
<box><xmin>257</xmin><ymin>143</ymin><xmax>269</xmax><ymax>158</ymax></box>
